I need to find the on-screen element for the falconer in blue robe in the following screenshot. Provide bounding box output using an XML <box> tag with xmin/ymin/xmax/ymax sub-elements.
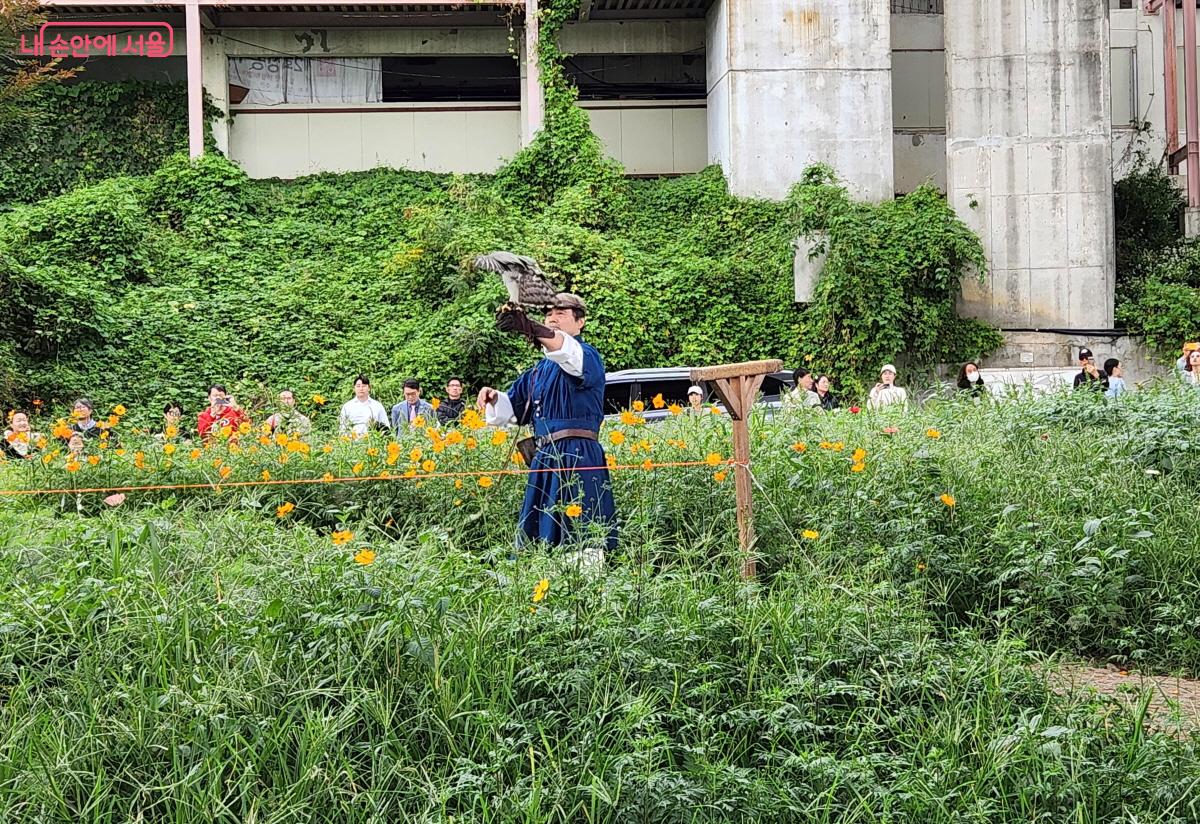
<box><xmin>478</xmin><ymin>293</ymin><xmax>618</xmax><ymax>563</ymax></box>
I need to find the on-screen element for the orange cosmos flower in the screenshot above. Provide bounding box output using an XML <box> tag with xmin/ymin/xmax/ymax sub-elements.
<box><xmin>565</xmin><ymin>504</ymin><xmax>582</xmax><ymax>518</ymax></box>
<box><xmin>276</xmin><ymin>502</ymin><xmax>295</xmax><ymax>518</ymax></box>
<box><xmin>354</xmin><ymin>549</ymin><xmax>376</xmax><ymax>565</ymax></box>
<box><xmin>331</xmin><ymin>530</ymin><xmax>353</xmax><ymax>545</ymax></box>
<box><xmin>477</xmin><ymin>476</ymin><xmax>493</xmax><ymax>488</ymax></box>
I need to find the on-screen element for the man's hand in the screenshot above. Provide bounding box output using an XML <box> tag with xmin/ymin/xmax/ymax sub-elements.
<box><xmin>477</xmin><ymin>387</ymin><xmax>498</xmax><ymax>411</ymax></box>
<box><xmin>496</xmin><ymin>306</ymin><xmax>555</xmax><ymax>346</ymax></box>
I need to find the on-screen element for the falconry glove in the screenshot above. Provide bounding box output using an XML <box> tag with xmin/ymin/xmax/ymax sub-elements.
<box><xmin>496</xmin><ymin>306</ymin><xmax>554</xmax><ymax>347</ymax></box>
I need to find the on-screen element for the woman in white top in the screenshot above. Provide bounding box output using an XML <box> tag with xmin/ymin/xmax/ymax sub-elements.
<box><xmin>1183</xmin><ymin>350</ymin><xmax>1200</xmax><ymax>387</ymax></box>
<box><xmin>868</xmin><ymin>364</ymin><xmax>908</xmax><ymax>410</ymax></box>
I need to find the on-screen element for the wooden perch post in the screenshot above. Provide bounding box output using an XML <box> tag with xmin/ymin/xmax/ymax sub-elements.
<box><xmin>690</xmin><ymin>359</ymin><xmax>783</xmax><ymax>579</ymax></box>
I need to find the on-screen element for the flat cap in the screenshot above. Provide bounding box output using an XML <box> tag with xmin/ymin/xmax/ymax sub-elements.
<box><xmin>551</xmin><ymin>292</ymin><xmax>587</xmax><ymax>315</ymax></box>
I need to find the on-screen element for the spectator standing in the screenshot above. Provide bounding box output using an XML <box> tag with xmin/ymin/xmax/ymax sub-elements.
<box><xmin>1175</xmin><ymin>342</ymin><xmax>1199</xmax><ymax>375</ymax></box>
<box><xmin>391</xmin><ymin>379</ymin><xmax>435</xmax><ymax>431</ymax></box>
<box><xmin>868</xmin><ymin>364</ymin><xmax>908</xmax><ymax>410</ymax></box>
<box><xmin>339</xmin><ymin>375</ymin><xmax>390</xmax><ymax>437</ymax></box>
<box><xmin>266</xmin><ymin>389</ymin><xmax>312</xmax><ymax>436</ymax></box>
<box><xmin>3</xmin><ymin>411</ymin><xmax>42</xmax><ymax>459</ymax></box>
<box><xmin>197</xmin><ymin>384</ymin><xmax>250</xmax><ymax>440</ymax></box>
<box><xmin>1104</xmin><ymin>358</ymin><xmax>1127</xmax><ymax>398</ymax></box>
<box><xmin>957</xmin><ymin>362</ymin><xmax>986</xmax><ymax>399</ymax></box>
<box><xmin>1073</xmin><ymin>348</ymin><xmax>1108</xmax><ymax>392</ymax></box>
<box><xmin>686</xmin><ymin>385</ymin><xmax>705</xmax><ymax>414</ymax></box>
<box><xmin>71</xmin><ymin>398</ymin><xmax>103</xmax><ymax>439</ymax></box>
<box><xmin>815</xmin><ymin>375</ymin><xmax>838</xmax><ymax>411</ymax></box>
<box><xmin>436</xmin><ymin>377</ymin><xmax>467</xmax><ymax>425</ymax></box>
<box><xmin>1183</xmin><ymin>349</ymin><xmax>1200</xmax><ymax>387</ymax></box>
<box><xmin>784</xmin><ymin>367</ymin><xmax>821</xmax><ymax>409</ymax></box>
<box><xmin>157</xmin><ymin>401</ymin><xmax>192</xmax><ymax>442</ymax></box>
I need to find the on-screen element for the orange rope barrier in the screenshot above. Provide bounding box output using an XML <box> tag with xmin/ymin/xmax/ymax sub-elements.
<box><xmin>0</xmin><ymin>458</ymin><xmax>746</xmax><ymax>498</ymax></box>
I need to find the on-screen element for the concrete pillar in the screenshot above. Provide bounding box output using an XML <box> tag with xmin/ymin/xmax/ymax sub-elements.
<box><xmin>706</xmin><ymin>0</ymin><xmax>894</xmax><ymax>202</ymax></box>
<box><xmin>947</xmin><ymin>0</ymin><xmax>1115</xmax><ymax>329</ymax></box>
<box><xmin>201</xmin><ymin>31</ymin><xmax>229</xmax><ymax>156</ymax></box>
<box><xmin>185</xmin><ymin>0</ymin><xmax>203</xmax><ymax>158</ymax></box>
<box><xmin>520</xmin><ymin>0</ymin><xmax>543</xmax><ymax>146</ymax></box>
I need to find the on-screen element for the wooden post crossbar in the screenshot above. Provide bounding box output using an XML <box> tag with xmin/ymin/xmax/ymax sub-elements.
<box><xmin>690</xmin><ymin>359</ymin><xmax>782</xmax><ymax>579</ymax></box>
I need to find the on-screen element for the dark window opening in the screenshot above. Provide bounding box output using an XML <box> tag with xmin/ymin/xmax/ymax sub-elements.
<box><xmin>564</xmin><ymin>53</ymin><xmax>705</xmax><ymax>101</ymax></box>
<box><xmin>381</xmin><ymin>56</ymin><xmax>519</xmax><ymax>102</ymax></box>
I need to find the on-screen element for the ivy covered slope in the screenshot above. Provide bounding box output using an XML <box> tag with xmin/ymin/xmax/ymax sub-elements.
<box><xmin>0</xmin><ymin>2</ymin><xmax>998</xmax><ymax>409</ymax></box>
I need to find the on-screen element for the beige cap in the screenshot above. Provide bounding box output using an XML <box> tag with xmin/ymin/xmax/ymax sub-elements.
<box><xmin>551</xmin><ymin>292</ymin><xmax>587</xmax><ymax>315</ymax></box>
<box><xmin>881</xmin><ymin>364</ymin><xmax>897</xmax><ymax>375</ymax></box>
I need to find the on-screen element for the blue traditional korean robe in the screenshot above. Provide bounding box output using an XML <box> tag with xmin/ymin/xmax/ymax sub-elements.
<box><xmin>501</xmin><ymin>336</ymin><xmax>618</xmax><ymax>552</ymax></box>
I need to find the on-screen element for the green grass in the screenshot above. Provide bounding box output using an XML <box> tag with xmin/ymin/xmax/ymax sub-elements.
<box><xmin>3</xmin><ymin>387</ymin><xmax>1200</xmax><ymax>821</ymax></box>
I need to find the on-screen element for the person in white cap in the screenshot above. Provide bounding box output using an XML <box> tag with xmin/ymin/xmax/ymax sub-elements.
<box><xmin>868</xmin><ymin>364</ymin><xmax>908</xmax><ymax>410</ymax></box>
<box><xmin>686</xmin><ymin>385</ymin><xmax>705</xmax><ymax>413</ymax></box>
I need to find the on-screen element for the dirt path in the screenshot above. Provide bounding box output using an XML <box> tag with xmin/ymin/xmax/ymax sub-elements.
<box><xmin>1044</xmin><ymin>664</ymin><xmax>1200</xmax><ymax>732</ymax></box>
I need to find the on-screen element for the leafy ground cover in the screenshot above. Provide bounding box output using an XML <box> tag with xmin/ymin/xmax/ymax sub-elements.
<box><xmin>3</xmin><ymin>388</ymin><xmax>1200</xmax><ymax>821</ymax></box>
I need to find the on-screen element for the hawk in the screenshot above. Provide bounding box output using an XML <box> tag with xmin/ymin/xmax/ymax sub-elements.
<box><xmin>473</xmin><ymin>251</ymin><xmax>561</xmax><ymax>312</ymax></box>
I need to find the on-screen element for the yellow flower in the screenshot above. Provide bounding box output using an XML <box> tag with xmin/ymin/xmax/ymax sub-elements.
<box><xmin>261</xmin><ymin>470</ymin><xmax>271</xmax><ymax>481</ymax></box>
<box><xmin>465</xmin><ymin>437</ymin><xmax>478</xmax><ymax>450</ymax></box>
<box><xmin>916</xmin><ymin>562</ymin><xmax>927</xmax><ymax>573</ymax></box>
<box><xmin>352</xmin><ymin>462</ymin><xmax>364</xmax><ymax>475</ymax></box>
<box><xmin>668</xmin><ymin>403</ymin><xmax>682</xmax><ymax>416</ymax></box>
<box><xmin>791</xmin><ymin>442</ymin><xmax>807</xmax><ymax>453</ymax></box>
<box><xmin>366</xmin><ymin>447</ymin><xmax>379</xmax><ymax>457</ymax></box>
<box><xmin>606</xmin><ymin>454</ymin><xmax>617</xmax><ymax>469</ymax></box>
<box><xmin>65</xmin><ymin>460</ymin><xmax>81</xmax><ymax>473</ymax></box>
<box><xmin>454</xmin><ymin>478</ymin><xmax>464</xmax><ymax>490</ymax></box>
<box><xmin>939</xmin><ymin>494</ymin><xmax>956</xmax><ymax>508</ymax></box>
<box><xmin>278</xmin><ymin>453</ymin><xmax>290</xmax><ymax>465</ymax></box>
<box><xmin>651</xmin><ymin>393</ymin><xmax>665</xmax><ymax>409</ymax></box>
<box><xmin>312</xmin><ymin>394</ymin><xmax>327</xmax><ymax>406</ymax></box>
<box><xmin>802</xmin><ymin>529</ymin><xmax>819</xmax><ymax>540</ymax></box>
<box><xmin>113</xmin><ymin>404</ymin><xmax>127</xmax><ymax>416</ymax></box>
<box><xmin>322</xmin><ymin>443</ymin><xmax>333</xmax><ymax>454</ymax></box>
<box><xmin>134</xmin><ymin>451</ymin><xmax>146</xmax><ymax>470</ymax></box>
<box><xmin>831</xmin><ymin>442</ymin><xmax>845</xmax><ymax>452</ymax></box>
<box><xmin>709</xmin><ymin>406</ymin><xmax>722</xmax><ymax>415</ymax></box>
<box><xmin>478</xmin><ymin>476</ymin><xmax>493</xmax><ymax>488</ymax></box>
<box><xmin>219</xmin><ymin>465</ymin><xmax>232</xmax><ymax>479</ymax></box>
<box><xmin>87</xmin><ymin>455</ymin><xmax>100</xmax><ymax>466</ymax></box>
<box><xmin>851</xmin><ymin>462</ymin><xmax>866</xmax><ymax>473</ymax></box>
<box><xmin>106</xmin><ymin>414</ymin><xmax>119</xmax><ymax>427</ymax></box>
<box><xmin>632</xmin><ymin>400</ymin><xmax>645</xmax><ymax>413</ymax></box>
<box><xmin>446</xmin><ymin>430</ymin><xmax>464</xmax><ymax>446</ymax></box>
<box><xmin>851</xmin><ymin>448</ymin><xmax>867</xmax><ymax>463</ymax></box>
<box><xmin>431</xmin><ymin>397</ymin><xmax>441</xmax><ymax>410</ymax></box>
<box><xmin>713</xmin><ymin>470</ymin><xmax>727</xmax><ymax>483</ymax></box>
<box><xmin>619</xmin><ymin>411</ymin><xmax>644</xmax><ymax>426</ymax></box>
<box><xmin>532</xmin><ymin>578</ymin><xmax>550</xmax><ymax>603</ymax></box>
<box><xmin>565</xmin><ymin>503</ymin><xmax>582</xmax><ymax>518</ymax></box>
<box><xmin>115</xmin><ymin>448</ymin><xmax>127</xmax><ymax>457</ymax></box>
<box><xmin>188</xmin><ymin>448</ymin><xmax>201</xmax><ymax>460</ymax></box>
<box><xmin>453</xmin><ymin>498</ymin><xmax>463</xmax><ymax>506</ymax></box>
<box><xmin>165</xmin><ymin>425</ymin><xmax>178</xmax><ymax>439</ymax></box>
<box><xmin>276</xmin><ymin>502</ymin><xmax>294</xmax><ymax>518</ymax></box>
<box><xmin>926</xmin><ymin>429</ymin><xmax>941</xmax><ymax>439</ymax></box>
<box><xmin>353</xmin><ymin>548</ymin><xmax>376</xmax><ymax>566</ymax></box>
<box><xmin>52</xmin><ymin>421</ymin><xmax>72</xmax><ymax>439</ymax></box>
<box><xmin>238</xmin><ymin>421</ymin><xmax>251</xmax><ymax>435</ymax></box>
<box><xmin>409</xmin><ymin>447</ymin><xmax>422</xmax><ymax>462</ymax></box>
<box><xmin>412</xmin><ymin>416</ymin><xmax>425</xmax><ymax>428</ymax></box>
<box><xmin>162</xmin><ymin>443</ymin><xmax>176</xmax><ymax>456</ymax></box>
<box><xmin>322</xmin><ymin>472</ymin><xmax>334</xmax><ymax>482</ymax></box>
<box><xmin>331</xmin><ymin>530</ymin><xmax>354</xmax><ymax>545</ymax></box>
<box><xmin>609</xmin><ymin>431</ymin><xmax>626</xmax><ymax>446</ymax></box>
<box><xmin>641</xmin><ymin>458</ymin><xmax>653</xmax><ymax>471</ymax></box>
<box><xmin>421</xmin><ymin>459</ymin><xmax>436</xmax><ymax>473</ymax></box>
<box><xmin>274</xmin><ymin>432</ymin><xmax>289</xmax><ymax>447</ymax></box>
<box><xmin>491</xmin><ymin>430</ymin><xmax>508</xmax><ymax>446</ymax></box>
<box><xmin>705</xmin><ymin>452</ymin><xmax>723</xmax><ymax>467</ymax></box>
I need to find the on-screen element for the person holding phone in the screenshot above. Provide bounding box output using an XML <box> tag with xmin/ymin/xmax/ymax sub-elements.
<box><xmin>197</xmin><ymin>384</ymin><xmax>249</xmax><ymax>440</ymax></box>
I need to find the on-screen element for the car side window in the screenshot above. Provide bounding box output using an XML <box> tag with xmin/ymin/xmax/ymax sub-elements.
<box><xmin>604</xmin><ymin>381</ymin><xmax>632</xmax><ymax>415</ymax></box>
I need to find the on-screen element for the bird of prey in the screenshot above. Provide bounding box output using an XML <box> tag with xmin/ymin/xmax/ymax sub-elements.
<box><xmin>473</xmin><ymin>251</ymin><xmax>561</xmax><ymax>311</ymax></box>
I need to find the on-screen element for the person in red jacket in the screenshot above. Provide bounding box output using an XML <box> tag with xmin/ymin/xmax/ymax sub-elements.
<box><xmin>197</xmin><ymin>384</ymin><xmax>250</xmax><ymax>440</ymax></box>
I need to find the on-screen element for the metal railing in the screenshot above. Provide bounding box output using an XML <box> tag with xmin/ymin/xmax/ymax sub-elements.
<box><xmin>891</xmin><ymin>0</ymin><xmax>943</xmax><ymax>12</ymax></box>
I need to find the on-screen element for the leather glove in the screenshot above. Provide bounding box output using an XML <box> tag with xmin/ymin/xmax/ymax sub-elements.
<box><xmin>496</xmin><ymin>306</ymin><xmax>554</xmax><ymax>346</ymax></box>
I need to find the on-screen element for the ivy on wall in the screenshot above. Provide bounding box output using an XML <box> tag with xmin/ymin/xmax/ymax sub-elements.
<box><xmin>0</xmin><ymin>2</ymin><xmax>998</xmax><ymax>411</ymax></box>
<box><xmin>0</xmin><ymin>80</ymin><xmax>218</xmax><ymax>208</ymax></box>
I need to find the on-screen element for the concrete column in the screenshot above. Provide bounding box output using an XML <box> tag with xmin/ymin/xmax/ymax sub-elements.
<box><xmin>947</xmin><ymin>0</ymin><xmax>1115</xmax><ymax>329</ymax></box>
<box><xmin>185</xmin><ymin>0</ymin><xmax>203</xmax><ymax>158</ymax></box>
<box><xmin>520</xmin><ymin>0</ymin><xmax>543</xmax><ymax>146</ymax></box>
<box><xmin>706</xmin><ymin>0</ymin><xmax>894</xmax><ymax>202</ymax></box>
<box><xmin>201</xmin><ymin>31</ymin><xmax>229</xmax><ymax>156</ymax></box>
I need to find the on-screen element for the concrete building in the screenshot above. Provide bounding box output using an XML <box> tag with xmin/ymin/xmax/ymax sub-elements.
<box><xmin>33</xmin><ymin>1</ymin><xmax>1190</xmax><ymax>338</ymax></box>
